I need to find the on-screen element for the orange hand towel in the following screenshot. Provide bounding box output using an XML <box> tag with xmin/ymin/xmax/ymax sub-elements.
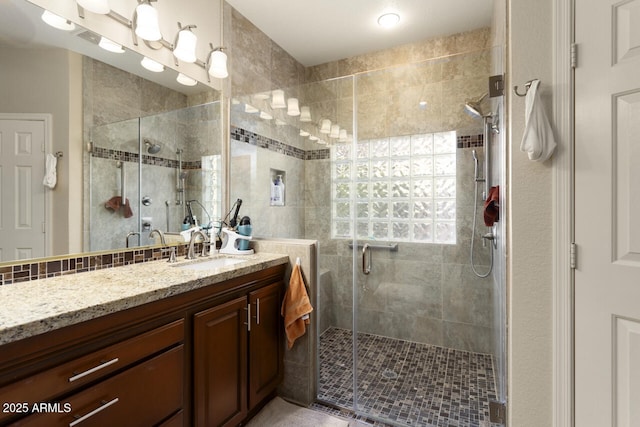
<box><xmin>281</xmin><ymin>263</ymin><xmax>313</xmax><ymax>349</ymax></box>
<box><xmin>105</xmin><ymin>196</ymin><xmax>134</xmax><ymax>218</ymax></box>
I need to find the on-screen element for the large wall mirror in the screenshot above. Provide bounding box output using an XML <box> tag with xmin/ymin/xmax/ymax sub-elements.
<box><xmin>0</xmin><ymin>0</ymin><xmax>223</xmax><ymax>263</ymax></box>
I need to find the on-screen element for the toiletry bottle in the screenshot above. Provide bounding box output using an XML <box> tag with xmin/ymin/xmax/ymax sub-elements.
<box><xmin>276</xmin><ymin>175</ymin><xmax>285</xmax><ymax>206</ymax></box>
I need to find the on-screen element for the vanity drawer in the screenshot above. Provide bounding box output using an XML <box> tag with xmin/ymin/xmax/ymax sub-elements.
<box><xmin>10</xmin><ymin>345</ymin><xmax>184</xmax><ymax>426</ymax></box>
<box><xmin>0</xmin><ymin>319</ymin><xmax>183</xmax><ymax>423</ymax></box>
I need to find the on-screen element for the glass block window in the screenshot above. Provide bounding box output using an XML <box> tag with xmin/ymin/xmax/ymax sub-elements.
<box><xmin>332</xmin><ymin>131</ymin><xmax>456</xmax><ymax>244</ymax></box>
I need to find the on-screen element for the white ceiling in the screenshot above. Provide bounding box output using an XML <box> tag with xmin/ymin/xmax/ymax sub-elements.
<box><xmin>225</xmin><ymin>0</ymin><xmax>494</xmax><ymax>66</ymax></box>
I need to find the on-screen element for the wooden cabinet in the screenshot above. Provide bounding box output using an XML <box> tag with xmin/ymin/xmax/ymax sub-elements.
<box><xmin>193</xmin><ymin>281</ymin><xmax>284</xmax><ymax>427</ymax></box>
<box><xmin>248</xmin><ymin>282</ymin><xmax>284</xmax><ymax>409</ymax></box>
<box><xmin>1</xmin><ymin>321</ymin><xmax>184</xmax><ymax>427</ymax></box>
<box><xmin>194</xmin><ymin>297</ymin><xmax>248</xmax><ymax>427</ymax></box>
<box><xmin>0</xmin><ymin>263</ymin><xmax>286</xmax><ymax>427</ymax></box>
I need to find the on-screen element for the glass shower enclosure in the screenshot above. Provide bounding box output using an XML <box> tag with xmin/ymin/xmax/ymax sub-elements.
<box><xmin>227</xmin><ymin>37</ymin><xmax>506</xmax><ymax>427</ymax></box>
<box><xmin>317</xmin><ymin>51</ymin><xmax>506</xmax><ymax>426</ymax></box>
<box><xmin>87</xmin><ymin>102</ymin><xmax>222</xmax><ymax>252</ymax></box>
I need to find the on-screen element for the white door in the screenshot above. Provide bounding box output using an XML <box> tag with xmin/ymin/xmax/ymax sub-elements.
<box><xmin>575</xmin><ymin>0</ymin><xmax>640</xmax><ymax>426</ymax></box>
<box><xmin>0</xmin><ymin>118</ymin><xmax>47</xmax><ymax>261</ymax></box>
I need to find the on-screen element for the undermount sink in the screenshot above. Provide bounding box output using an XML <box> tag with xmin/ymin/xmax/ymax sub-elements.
<box><xmin>175</xmin><ymin>256</ymin><xmax>248</xmax><ymax>271</ymax></box>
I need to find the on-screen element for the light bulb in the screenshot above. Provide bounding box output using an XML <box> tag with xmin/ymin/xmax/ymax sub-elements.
<box><xmin>174</xmin><ymin>28</ymin><xmax>197</xmax><ymax>63</ymax></box>
<box><xmin>98</xmin><ymin>37</ymin><xmax>124</xmax><ymax>53</ymax></box>
<box><xmin>141</xmin><ymin>57</ymin><xmax>164</xmax><ymax>72</ymax></box>
<box><xmin>135</xmin><ymin>2</ymin><xmax>162</xmax><ymax>41</ymax></box>
<box><xmin>41</xmin><ymin>11</ymin><xmax>75</xmax><ymax>31</ymax></box>
<box><xmin>208</xmin><ymin>50</ymin><xmax>228</xmax><ymax>79</ymax></box>
<box><xmin>176</xmin><ymin>73</ymin><xmax>197</xmax><ymax>86</ymax></box>
<box><xmin>271</xmin><ymin>90</ymin><xmax>286</xmax><ymax>109</ymax></box>
<box><xmin>287</xmin><ymin>98</ymin><xmax>300</xmax><ymax>116</ymax></box>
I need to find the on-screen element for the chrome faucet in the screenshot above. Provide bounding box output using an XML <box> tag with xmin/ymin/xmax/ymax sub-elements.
<box><xmin>126</xmin><ymin>231</ymin><xmax>141</xmax><ymax>248</ymax></box>
<box><xmin>149</xmin><ymin>229</ymin><xmax>167</xmax><ymax>246</ymax></box>
<box><xmin>186</xmin><ymin>230</ymin><xmax>210</xmax><ymax>259</ymax></box>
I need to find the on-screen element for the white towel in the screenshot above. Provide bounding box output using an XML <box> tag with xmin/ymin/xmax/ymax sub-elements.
<box><xmin>520</xmin><ymin>79</ymin><xmax>557</xmax><ymax>162</ymax></box>
<box><xmin>43</xmin><ymin>153</ymin><xmax>57</xmax><ymax>189</ymax></box>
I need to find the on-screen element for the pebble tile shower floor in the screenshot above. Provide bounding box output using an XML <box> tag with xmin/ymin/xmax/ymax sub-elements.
<box><xmin>315</xmin><ymin>327</ymin><xmax>500</xmax><ymax>427</ymax></box>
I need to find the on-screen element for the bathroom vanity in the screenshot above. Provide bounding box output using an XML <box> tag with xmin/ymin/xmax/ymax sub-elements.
<box><xmin>0</xmin><ymin>254</ymin><xmax>288</xmax><ymax>426</ymax></box>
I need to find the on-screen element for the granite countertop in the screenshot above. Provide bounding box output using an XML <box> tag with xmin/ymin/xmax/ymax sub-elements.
<box><xmin>0</xmin><ymin>252</ymin><xmax>289</xmax><ymax>346</ymax></box>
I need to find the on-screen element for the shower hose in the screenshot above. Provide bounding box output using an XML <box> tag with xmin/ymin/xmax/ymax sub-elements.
<box><xmin>470</xmin><ymin>179</ymin><xmax>493</xmax><ymax>278</ymax></box>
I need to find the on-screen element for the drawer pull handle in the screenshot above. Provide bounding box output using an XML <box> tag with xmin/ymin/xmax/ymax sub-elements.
<box><xmin>69</xmin><ymin>398</ymin><xmax>119</xmax><ymax>427</ymax></box>
<box><xmin>255</xmin><ymin>298</ymin><xmax>260</xmax><ymax>325</ymax></box>
<box><xmin>68</xmin><ymin>358</ymin><xmax>119</xmax><ymax>383</ymax></box>
<box><xmin>244</xmin><ymin>304</ymin><xmax>251</xmax><ymax>332</ymax></box>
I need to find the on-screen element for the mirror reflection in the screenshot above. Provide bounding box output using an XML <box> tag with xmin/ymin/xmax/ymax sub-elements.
<box><xmin>0</xmin><ymin>0</ymin><xmax>221</xmax><ymax>263</ymax></box>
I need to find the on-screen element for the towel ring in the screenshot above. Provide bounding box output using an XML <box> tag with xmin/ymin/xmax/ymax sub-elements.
<box><xmin>513</xmin><ymin>79</ymin><xmax>536</xmax><ymax>97</ymax></box>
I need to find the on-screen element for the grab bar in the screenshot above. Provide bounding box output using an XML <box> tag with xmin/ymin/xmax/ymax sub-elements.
<box><xmin>348</xmin><ymin>242</ymin><xmax>398</xmax><ymax>252</ymax></box>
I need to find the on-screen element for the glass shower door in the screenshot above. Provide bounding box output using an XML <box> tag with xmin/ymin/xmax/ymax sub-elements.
<box><xmin>349</xmin><ymin>53</ymin><xmax>506</xmax><ymax>426</ymax></box>
<box><xmin>89</xmin><ymin>117</ymin><xmax>141</xmax><ymax>252</ymax></box>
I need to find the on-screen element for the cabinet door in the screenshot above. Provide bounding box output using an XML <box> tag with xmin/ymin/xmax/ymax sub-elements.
<box><xmin>193</xmin><ymin>296</ymin><xmax>248</xmax><ymax>427</ymax></box>
<box><xmin>248</xmin><ymin>281</ymin><xmax>284</xmax><ymax>409</ymax></box>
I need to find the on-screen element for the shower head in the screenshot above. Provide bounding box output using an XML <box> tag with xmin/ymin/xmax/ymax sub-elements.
<box><xmin>144</xmin><ymin>139</ymin><xmax>161</xmax><ymax>154</ymax></box>
<box><xmin>464</xmin><ymin>93</ymin><xmax>488</xmax><ymax>119</ymax></box>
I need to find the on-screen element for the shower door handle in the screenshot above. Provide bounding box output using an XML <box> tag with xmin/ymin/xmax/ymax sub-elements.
<box><xmin>362</xmin><ymin>243</ymin><xmax>371</xmax><ymax>275</ymax></box>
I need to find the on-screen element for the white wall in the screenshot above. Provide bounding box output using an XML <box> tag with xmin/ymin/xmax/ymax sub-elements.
<box><xmin>0</xmin><ymin>46</ymin><xmax>83</xmax><ymax>256</ymax></box>
<box><xmin>508</xmin><ymin>0</ymin><xmax>554</xmax><ymax>425</ymax></box>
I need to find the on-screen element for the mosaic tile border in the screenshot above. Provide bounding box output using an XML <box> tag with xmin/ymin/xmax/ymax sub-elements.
<box><xmin>0</xmin><ymin>243</ymin><xmax>202</xmax><ymax>286</ymax></box>
<box><xmin>91</xmin><ymin>146</ymin><xmax>201</xmax><ymax>170</ymax></box>
<box><xmin>231</xmin><ymin>126</ymin><xmax>482</xmax><ymax>162</ymax></box>
<box><xmin>457</xmin><ymin>134</ymin><xmax>484</xmax><ymax>149</ymax></box>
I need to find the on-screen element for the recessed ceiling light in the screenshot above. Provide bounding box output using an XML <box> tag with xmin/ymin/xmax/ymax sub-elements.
<box><xmin>377</xmin><ymin>12</ymin><xmax>400</xmax><ymax>28</ymax></box>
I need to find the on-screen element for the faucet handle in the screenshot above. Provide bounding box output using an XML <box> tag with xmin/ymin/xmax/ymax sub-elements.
<box><xmin>201</xmin><ymin>241</ymin><xmax>210</xmax><ymax>257</ymax></box>
<box><xmin>167</xmin><ymin>247</ymin><xmax>177</xmax><ymax>263</ymax></box>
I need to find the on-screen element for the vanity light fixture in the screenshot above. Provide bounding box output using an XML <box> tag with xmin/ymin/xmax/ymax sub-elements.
<box><xmin>339</xmin><ymin>129</ymin><xmax>348</xmax><ymax>142</ymax></box>
<box><xmin>173</xmin><ymin>23</ymin><xmax>198</xmax><ymax>63</ymax></box>
<box><xmin>377</xmin><ymin>12</ymin><xmax>400</xmax><ymax>28</ymax></box>
<box><xmin>134</xmin><ymin>0</ymin><xmax>162</xmax><ymax>42</ymax></box>
<box><xmin>41</xmin><ymin>10</ymin><xmax>76</xmax><ymax>31</ymax></box>
<box><xmin>176</xmin><ymin>73</ymin><xmax>197</xmax><ymax>86</ymax></box>
<box><xmin>287</xmin><ymin>98</ymin><xmax>300</xmax><ymax>116</ymax></box>
<box><xmin>330</xmin><ymin>124</ymin><xmax>340</xmax><ymax>139</ymax></box>
<box><xmin>207</xmin><ymin>47</ymin><xmax>228</xmax><ymax>79</ymax></box>
<box><xmin>98</xmin><ymin>36</ymin><xmax>125</xmax><ymax>53</ymax></box>
<box><xmin>141</xmin><ymin>56</ymin><xmax>164</xmax><ymax>72</ymax></box>
<box><xmin>319</xmin><ymin>119</ymin><xmax>332</xmax><ymax>134</ymax></box>
<box><xmin>244</xmin><ymin>104</ymin><xmax>259</xmax><ymax>114</ymax></box>
<box><xmin>271</xmin><ymin>90</ymin><xmax>287</xmax><ymax>109</ymax></box>
<box><xmin>76</xmin><ymin>0</ymin><xmax>110</xmax><ymax>14</ymax></box>
<box><xmin>206</xmin><ymin>0</ymin><xmax>228</xmax><ymax>80</ymax></box>
<box><xmin>299</xmin><ymin>106</ymin><xmax>312</xmax><ymax>122</ymax></box>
